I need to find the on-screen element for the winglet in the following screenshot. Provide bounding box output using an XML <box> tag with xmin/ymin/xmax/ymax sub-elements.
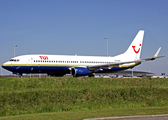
<box><xmin>152</xmin><ymin>47</ymin><xmax>161</xmax><ymax>59</ymax></box>
<box><xmin>142</xmin><ymin>47</ymin><xmax>165</xmax><ymax>61</ymax></box>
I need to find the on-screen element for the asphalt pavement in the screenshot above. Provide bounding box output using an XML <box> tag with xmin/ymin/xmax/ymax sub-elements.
<box><xmin>83</xmin><ymin>114</ymin><xmax>168</xmax><ymax>120</ymax></box>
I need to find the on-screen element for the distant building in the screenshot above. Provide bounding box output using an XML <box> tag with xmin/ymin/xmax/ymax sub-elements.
<box><xmin>95</xmin><ymin>70</ymin><xmax>154</xmax><ymax>78</ymax></box>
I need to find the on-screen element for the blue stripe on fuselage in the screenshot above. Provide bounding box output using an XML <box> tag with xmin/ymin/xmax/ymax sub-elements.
<box><xmin>3</xmin><ymin>65</ymin><xmax>132</xmax><ymax>74</ymax></box>
<box><xmin>3</xmin><ymin>66</ymin><xmax>70</xmax><ymax>74</ymax></box>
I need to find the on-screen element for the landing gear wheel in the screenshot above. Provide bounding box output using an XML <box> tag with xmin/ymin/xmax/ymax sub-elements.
<box><xmin>89</xmin><ymin>73</ymin><xmax>95</xmax><ymax>77</ymax></box>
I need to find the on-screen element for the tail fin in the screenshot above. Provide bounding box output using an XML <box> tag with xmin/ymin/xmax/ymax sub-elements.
<box><xmin>115</xmin><ymin>30</ymin><xmax>144</xmax><ymax>61</ymax></box>
<box><xmin>124</xmin><ymin>30</ymin><xmax>144</xmax><ymax>60</ymax></box>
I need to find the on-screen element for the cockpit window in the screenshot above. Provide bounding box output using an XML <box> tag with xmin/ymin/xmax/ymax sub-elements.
<box><xmin>10</xmin><ymin>59</ymin><xmax>19</xmax><ymax>62</ymax></box>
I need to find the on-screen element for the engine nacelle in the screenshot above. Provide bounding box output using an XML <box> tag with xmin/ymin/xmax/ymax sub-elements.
<box><xmin>13</xmin><ymin>72</ymin><xmax>22</xmax><ymax>76</ymax></box>
<box><xmin>71</xmin><ymin>67</ymin><xmax>90</xmax><ymax>77</ymax></box>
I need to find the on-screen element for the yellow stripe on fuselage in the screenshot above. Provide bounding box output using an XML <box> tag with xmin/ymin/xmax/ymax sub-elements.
<box><xmin>2</xmin><ymin>62</ymin><xmax>141</xmax><ymax>68</ymax></box>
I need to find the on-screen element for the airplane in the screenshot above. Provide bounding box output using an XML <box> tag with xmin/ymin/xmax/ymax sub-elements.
<box><xmin>2</xmin><ymin>30</ymin><xmax>164</xmax><ymax>77</ymax></box>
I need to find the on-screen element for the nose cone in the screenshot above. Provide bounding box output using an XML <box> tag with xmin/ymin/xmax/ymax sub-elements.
<box><xmin>2</xmin><ymin>64</ymin><xmax>5</xmax><ymax>69</ymax></box>
<box><xmin>2</xmin><ymin>62</ymin><xmax>8</xmax><ymax>70</ymax></box>
<box><xmin>2</xmin><ymin>62</ymin><xmax>14</xmax><ymax>72</ymax></box>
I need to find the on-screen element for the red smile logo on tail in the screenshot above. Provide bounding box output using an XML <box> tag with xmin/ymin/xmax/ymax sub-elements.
<box><xmin>132</xmin><ymin>44</ymin><xmax>141</xmax><ymax>54</ymax></box>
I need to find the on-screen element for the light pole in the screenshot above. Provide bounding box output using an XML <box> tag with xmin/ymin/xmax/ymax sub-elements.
<box><xmin>104</xmin><ymin>37</ymin><xmax>109</xmax><ymax>56</ymax></box>
<box><xmin>132</xmin><ymin>68</ymin><xmax>134</xmax><ymax>78</ymax></box>
<box><xmin>13</xmin><ymin>45</ymin><xmax>17</xmax><ymax>57</ymax></box>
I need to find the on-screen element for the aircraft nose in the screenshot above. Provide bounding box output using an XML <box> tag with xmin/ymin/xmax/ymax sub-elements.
<box><xmin>2</xmin><ymin>64</ymin><xmax>6</xmax><ymax>69</ymax></box>
<box><xmin>2</xmin><ymin>62</ymin><xmax>8</xmax><ymax>69</ymax></box>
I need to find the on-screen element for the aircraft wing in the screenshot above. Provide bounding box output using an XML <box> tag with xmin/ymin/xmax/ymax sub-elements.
<box><xmin>141</xmin><ymin>47</ymin><xmax>165</xmax><ymax>61</ymax></box>
<box><xmin>87</xmin><ymin>47</ymin><xmax>165</xmax><ymax>71</ymax></box>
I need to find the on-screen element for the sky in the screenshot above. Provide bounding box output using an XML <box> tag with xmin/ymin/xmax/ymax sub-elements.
<box><xmin>0</xmin><ymin>0</ymin><xmax>168</xmax><ymax>75</ymax></box>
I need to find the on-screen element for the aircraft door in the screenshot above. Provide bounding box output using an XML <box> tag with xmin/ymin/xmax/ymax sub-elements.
<box><xmin>27</xmin><ymin>58</ymin><xmax>33</xmax><ymax>66</ymax></box>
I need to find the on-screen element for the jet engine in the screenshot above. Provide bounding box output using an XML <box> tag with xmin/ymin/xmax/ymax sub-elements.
<box><xmin>71</xmin><ymin>67</ymin><xmax>90</xmax><ymax>77</ymax></box>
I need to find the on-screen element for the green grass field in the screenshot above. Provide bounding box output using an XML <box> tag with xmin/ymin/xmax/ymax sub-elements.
<box><xmin>0</xmin><ymin>77</ymin><xmax>168</xmax><ymax>119</ymax></box>
<box><xmin>0</xmin><ymin>107</ymin><xmax>168</xmax><ymax>120</ymax></box>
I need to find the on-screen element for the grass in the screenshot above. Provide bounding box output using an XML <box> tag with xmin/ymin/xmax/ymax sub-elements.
<box><xmin>0</xmin><ymin>107</ymin><xmax>168</xmax><ymax>120</ymax></box>
<box><xmin>0</xmin><ymin>77</ymin><xmax>168</xmax><ymax>118</ymax></box>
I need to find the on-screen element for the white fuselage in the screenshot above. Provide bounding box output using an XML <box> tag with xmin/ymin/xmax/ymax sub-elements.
<box><xmin>2</xmin><ymin>30</ymin><xmax>146</xmax><ymax>76</ymax></box>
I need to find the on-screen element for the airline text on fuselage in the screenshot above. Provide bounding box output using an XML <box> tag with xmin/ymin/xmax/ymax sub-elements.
<box><xmin>39</xmin><ymin>56</ymin><xmax>48</xmax><ymax>60</ymax></box>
